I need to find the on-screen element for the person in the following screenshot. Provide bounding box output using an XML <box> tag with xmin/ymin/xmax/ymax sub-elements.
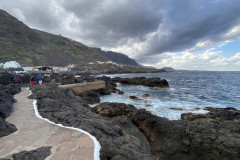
<box><xmin>37</xmin><ymin>74</ymin><xmax>43</xmax><ymax>85</ymax></box>
<box><xmin>12</xmin><ymin>75</ymin><xmax>22</xmax><ymax>84</ymax></box>
<box><xmin>74</xmin><ymin>76</ymin><xmax>78</xmax><ymax>84</ymax></box>
<box><xmin>83</xmin><ymin>77</ymin><xmax>87</xmax><ymax>84</ymax></box>
<box><xmin>30</xmin><ymin>76</ymin><xmax>35</xmax><ymax>85</ymax></box>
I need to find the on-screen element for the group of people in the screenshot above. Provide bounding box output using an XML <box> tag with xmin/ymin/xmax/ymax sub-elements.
<box><xmin>11</xmin><ymin>74</ymin><xmax>43</xmax><ymax>85</ymax></box>
<box><xmin>30</xmin><ymin>75</ymin><xmax>43</xmax><ymax>85</ymax></box>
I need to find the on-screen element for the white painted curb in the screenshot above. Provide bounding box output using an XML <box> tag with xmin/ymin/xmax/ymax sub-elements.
<box><xmin>33</xmin><ymin>99</ymin><xmax>101</xmax><ymax>160</ymax></box>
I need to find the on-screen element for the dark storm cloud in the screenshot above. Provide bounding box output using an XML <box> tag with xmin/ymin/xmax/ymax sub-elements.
<box><xmin>0</xmin><ymin>0</ymin><xmax>240</xmax><ymax>59</ymax></box>
<box><xmin>60</xmin><ymin>0</ymin><xmax>164</xmax><ymax>46</ymax></box>
<box><xmin>0</xmin><ymin>0</ymin><xmax>62</xmax><ymax>31</ymax></box>
<box><xmin>142</xmin><ymin>0</ymin><xmax>240</xmax><ymax>55</ymax></box>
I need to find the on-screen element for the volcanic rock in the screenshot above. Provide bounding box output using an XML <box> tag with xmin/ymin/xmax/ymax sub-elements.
<box><xmin>79</xmin><ymin>90</ymin><xmax>100</xmax><ymax>104</ymax></box>
<box><xmin>29</xmin><ymin>83</ymin><xmax>153</xmax><ymax>160</ymax></box>
<box><xmin>131</xmin><ymin>109</ymin><xmax>240</xmax><ymax>160</ymax></box>
<box><xmin>182</xmin><ymin>107</ymin><xmax>240</xmax><ymax>122</ymax></box>
<box><xmin>130</xmin><ymin>96</ymin><xmax>141</xmax><ymax>101</ymax></box>
<box><xmin>93</xmin><ymin>102</ymin><xmax>137</xmax><ymax>117</ymax></box>
<box><xmin>112</xmin><ymin>77</ymin><xmax>170</xmax><ymax>88</ymax></box>
<box><xmin>142</xmin><ymin>94</ymin><xmax>150</xmax><ymax>98</ymax></box>
<box><xmin>0</xmin><ymin>73</ymin><xmax>11</xmax><ymax>85</ymax></box>
<box><xmin>0</xmin><ymin>83</ymin><xmax>20</xmax><ymax>138</ymax></box>
<box><xmin>169</xmin><ymin>107</ymin><xmax>183</xmax><ymax>110</ymax></box>
<box><xmin>145</xmin><ymin>104</ymin><xmax>152</xmax><ymax>107</ymax></box>
<box><xmin>11</xmin><ymin>146</ymin><xmax>52</xmax><ymax>160</ymax></box>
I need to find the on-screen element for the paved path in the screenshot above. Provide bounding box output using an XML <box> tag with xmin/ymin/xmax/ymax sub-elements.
<box><xmin>0</xmin><ymin>88</ymin><xmax>95</xmax><ymax>160</ymax></box>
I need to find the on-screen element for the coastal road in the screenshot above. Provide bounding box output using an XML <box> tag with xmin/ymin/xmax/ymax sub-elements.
<box><xmin>0</xmin><ymin>88</ymin><xmax>95</xmax><ymax>160</ymax></box>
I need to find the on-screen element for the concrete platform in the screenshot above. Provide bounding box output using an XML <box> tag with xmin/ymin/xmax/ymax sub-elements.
<box><xmin>59</xmin><ymin>81</ymin><xmax>105</xmax><ymax>95</ymax></box>
<box><xmin>0</xmin><ymin>88</ymin><xmax>95</xmax><ymax>160</ymax></box>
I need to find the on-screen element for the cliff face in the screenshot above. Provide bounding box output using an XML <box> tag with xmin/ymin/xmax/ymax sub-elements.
<box><xmin>93</xmin><ymin>48</ymin><xmax>141</xmax><ymax>67</ymax></box>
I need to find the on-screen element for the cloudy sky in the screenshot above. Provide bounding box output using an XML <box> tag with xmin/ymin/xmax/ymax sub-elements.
<box><xmin>1</xmin><ymin>0</ymin><xmax>240</xmax><ymax>71</ymax></box>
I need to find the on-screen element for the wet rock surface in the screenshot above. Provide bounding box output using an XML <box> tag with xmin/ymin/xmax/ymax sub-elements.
<box><xmin>181</xmin><ymin>107</ymin><xmax>240</xmax><ymax>121</ymax></box>
<box><xmin>112</xmin><ymin>77</ymin><xmax>170</xmax><ymax>88</ymax></box>
<box><xmin>130</xmin><ymin>96</ymin><xmax>141</xmax><ymax>101</ymax></box>
<box><xmin>29</xmin><ymin>83</ymin><xmax>153</xmax><ymax>160</ymax></box>
<box><xmin>0</xmin><ymin>84</ymin><xmax>20</xmax><ymax>138</ymax></box>
<box><xmin>131</xmin><ymin>109</ymin><xmax>240</xmax><ymax>160</ymax></box>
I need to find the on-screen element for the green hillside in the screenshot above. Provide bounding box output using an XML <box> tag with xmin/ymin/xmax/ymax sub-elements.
<box><xmin>0</xmin><ymin>9</ymin><xmax>108</xmax><ymax>67</ymax></box>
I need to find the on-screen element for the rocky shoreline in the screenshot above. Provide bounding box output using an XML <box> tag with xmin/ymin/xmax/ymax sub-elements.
<box><xmin>28</xmin><ymin>77</ymin><xmax>240</xmax><ymax>160</ymax></box>
<box><xmin>1</xmin><ymin>74</ymin><xmax>240</xmax><ymax>160</ymax></box>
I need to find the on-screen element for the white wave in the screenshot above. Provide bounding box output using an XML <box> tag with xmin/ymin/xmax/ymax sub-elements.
<box><xmin>100</xmin><ymin>91</ymin><xmax>211</xmax><ymax>120</ymax></box>
<box><xmin>33</xmin><ymin>100</ymin><xmax>101</xmax><ymax>160</ymax></box>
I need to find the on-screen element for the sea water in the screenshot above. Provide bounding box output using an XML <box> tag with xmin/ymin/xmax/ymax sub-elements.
<box><xmin>100</xmin><ymin>71</ymin><xmax>240</xmax><ymax>120</ymax></box>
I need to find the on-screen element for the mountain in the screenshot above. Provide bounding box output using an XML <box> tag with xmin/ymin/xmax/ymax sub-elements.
<box><xmin>0</xmin><ymin>9</ymin><xmax>165</xmax><ymax>73</ymax></box>
<box><xmin>92</xmin><ymin>48</ymin><xmax>141</xmax><ymax>67</ymax></box>
<box><xmin>161</xmin><ymin>67</ymin><xmax>175</xmax><ymax>72</ymax></box>
<box><xmin>0</xmin><ymin>9</ymin><xmax>108</xmax><ymax>67</ymax></box>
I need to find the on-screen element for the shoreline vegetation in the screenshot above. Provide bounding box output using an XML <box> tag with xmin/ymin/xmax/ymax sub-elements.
<box><xmin>1</xmin><ymin>73</ymin><xmax>240</xmax><ymax>159</ymax></box>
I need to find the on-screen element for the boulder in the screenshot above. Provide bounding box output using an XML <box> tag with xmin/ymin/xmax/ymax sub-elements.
<box><xmin>142</xmin><ymin>94</ymin><xmax>150</xmax><ymax>98</ymax></box>
<box><xmin>0</xmin><ymin>117</ymin><xmax>17</xmax><ymax>138</ymax></box>
<box><xmin>145</xmin><ymin>104</ymin><xmax>152</xmax><ymax>107</ymax></box>
<box><xmin>130</xmin><ymin>96</ymin><xmax>141</xmax><ymax>101</ymax></box>
<box><xmin>169</xmin><ymin>107</ymin><xmax>183</xmax><ymax>110</ymax></box>
<box><xmin>118</xmin><ymin>91</ymin><xmax>124</xmax><ymax>95</ymax></box>
<box><xmin>93</xmin><ymin>102</ymin><xmax>137</xmax><ymax>117</ymax></box>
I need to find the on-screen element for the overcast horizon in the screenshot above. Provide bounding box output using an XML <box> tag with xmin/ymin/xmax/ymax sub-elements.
<box><xmin>1</xmin><ymin>0</ymin><xmax>240</xmax><ymax>71</ymax></box>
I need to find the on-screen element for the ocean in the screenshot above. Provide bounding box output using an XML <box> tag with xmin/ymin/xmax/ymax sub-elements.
<box><xmin>100</xmin><ymin>71</ymin><xmax>240</xmax><ymax>120</ymax></box>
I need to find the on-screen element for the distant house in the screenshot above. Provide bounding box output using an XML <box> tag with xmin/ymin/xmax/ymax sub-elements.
<box><xmin>34</xmin><ymin>66</ymin><xmax>53</xmax><ymax>71</ymax></box>
<box><xmin>96</xmin><ymin>61</ymin><xmax>104</xmax><ymax>65</ymax></box>
<box><xmin>23</xmin><ymin>67</ymin><xmax>34</xmax><ymax>71</ymax></box>
<box><xmin>58</xmin><ymin>67</ymin><xmax>68</xmax><ymax>72</ymax></box>
<box><xmin>52</xmin><ymin>66</ymin><xmax>69</xmax><ymax>73</ymax></box>
<box><xmin>67</xmin><ymin>64</ymin><xmax>76</xmax><ymax>68</ymax></box>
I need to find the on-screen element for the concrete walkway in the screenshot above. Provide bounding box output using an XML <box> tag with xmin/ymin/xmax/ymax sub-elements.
<box><xmin>0</xmin><ymin>88</ymin><xmax>95</xmax><ymax>160</ymax></box>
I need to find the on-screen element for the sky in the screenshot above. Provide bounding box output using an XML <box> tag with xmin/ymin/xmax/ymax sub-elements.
<box><xmin>0</xmin><ymin>0</ymin><xmax>240</xmax><ymax>71</ymax></box>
